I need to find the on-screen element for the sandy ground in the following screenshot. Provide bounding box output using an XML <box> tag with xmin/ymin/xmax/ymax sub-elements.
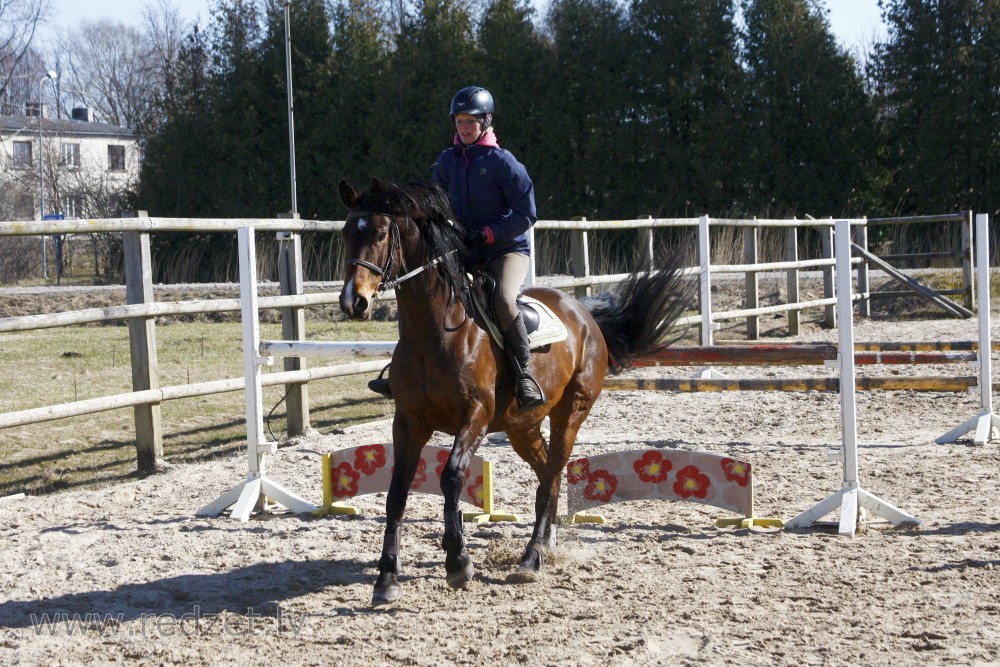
<box><xmin>1</xmin><ymin>310</ymin><xmax>999</xmax><ymax>666</ymax></box>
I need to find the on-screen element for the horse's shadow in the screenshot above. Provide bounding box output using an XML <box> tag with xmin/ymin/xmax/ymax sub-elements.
<box><xmin>0</xmin><ymin>557</ymin><xmax>372</xmax><ymax>629</ymax></box>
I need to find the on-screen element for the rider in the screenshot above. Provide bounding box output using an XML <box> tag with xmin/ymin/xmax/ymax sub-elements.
<box><xmin>431</xmin><ymin>85</ymin><xmax>545</xmax><ymax>409</ymax></box>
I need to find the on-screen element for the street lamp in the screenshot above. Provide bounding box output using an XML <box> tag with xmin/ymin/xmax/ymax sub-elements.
<box><xmin>38</xmin><ymin>69</ymin><xmax>57</xmax><ymax>279</ymax></box>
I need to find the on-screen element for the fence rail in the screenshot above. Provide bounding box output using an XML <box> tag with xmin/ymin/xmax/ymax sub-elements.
<box><xmin>0</xmin><ymin>210</ymin><xmax>978</xmax><ymax>474</ymax></box>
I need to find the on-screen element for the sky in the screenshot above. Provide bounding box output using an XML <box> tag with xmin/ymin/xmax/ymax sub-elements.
<box><xmin>43</xmin><ymin>0</ymin><xmax>888</xmax><ymax>54</ymax></box>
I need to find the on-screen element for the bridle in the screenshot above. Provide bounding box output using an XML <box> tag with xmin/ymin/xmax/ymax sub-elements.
<box><xmin>346</xmin><ymin>210</ymin><xmax>457</xmax><ymax>295</ymax></box>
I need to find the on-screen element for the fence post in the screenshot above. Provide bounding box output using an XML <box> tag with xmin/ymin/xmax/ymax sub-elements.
<box><xmin>636</xmin><ymin>216</ymin><xmax>654</xmax><ymax>269</ymax></box>
<box><xmin>962</xmin><ymin>210</ymin><xmax>975</xmax><ymax>311</ymax></box>
<box><xmin>854</xmin><ymin>220</ymin><xmax>870</xmax><ymax>318</ymax></box>
<box><xmin>121</xmin><ymin>210</ymin><xmax>164</xmax><ymax>474</ymax></box>
<box><xmin>744</xmin><ymin>224</ymin><xmax>759</xmax><ymax>340</ymax></box>
<box><xmin>571</xmin><ymin>218</ymin><xmax>590</xmax><ymax>298</ymax></box>
<box><xmin>698</xmin><ymin>215</ymin><xmax>713</xmax><ymax>346</ymax></box>
<box><xmin>276</xmin><ymin>216</ymin><xmax>309</xmax><ymax>437</ymax></box>
<box><xmin>785</xmin><ymin>225</ymin><xmax>800</xmax><ymax>336</ymax></box>
<box><xmin>821</xmin><ymin>222</ymin><xmax>836</xmax><ymax>328</ymax></box>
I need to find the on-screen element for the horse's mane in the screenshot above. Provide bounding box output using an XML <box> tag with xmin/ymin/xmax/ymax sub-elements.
<box><xmin>355</xmin><ymin>180</ymin><xmax>471</xmax><ymax>309</ymax></box>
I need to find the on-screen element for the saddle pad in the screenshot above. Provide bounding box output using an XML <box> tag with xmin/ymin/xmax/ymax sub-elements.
<box><xmin>521</xmin><ymin>296</ymin><xmax>569</xmax><ymax>349</ymax></box>
<box><xmin>472</xmin><ymin>291</ymin><xmax>568</xmax><ymax>350</ymax></box>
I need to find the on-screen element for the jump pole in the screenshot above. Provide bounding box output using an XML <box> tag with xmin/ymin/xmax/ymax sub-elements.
<box><xmin>937</xmin><ymin>213</ymin><xmax>999</xmax><ymax>446</ymax></box>
<box><xmin>786</xmin><ymin>219</ymin><xmax>919</xmax><ymax>535</ymax></box>
<box><xmin>198</xmin><ymin>225</ymin><xmax>317</xmax><ymax>520</ymax></box>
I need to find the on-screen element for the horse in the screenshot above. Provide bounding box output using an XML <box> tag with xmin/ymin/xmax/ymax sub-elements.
<box><xmin>338</xmin><ymin>177</ymin><xmax>693</xmax><ymax>604</ymax></box>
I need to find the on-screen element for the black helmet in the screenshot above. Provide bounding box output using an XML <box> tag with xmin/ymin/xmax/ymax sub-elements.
<box><xmin>450</xmin><ymin>86</ymin><xmax>494</xmax><ymax>118</ymax></box>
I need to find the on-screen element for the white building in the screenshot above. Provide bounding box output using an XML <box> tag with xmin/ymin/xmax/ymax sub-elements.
<box><xmin>0</xmin><ymin>105</ymin><xmax>138</xmax><ymax>221</ymax></box>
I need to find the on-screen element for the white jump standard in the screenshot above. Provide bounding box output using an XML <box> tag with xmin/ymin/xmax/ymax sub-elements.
<box><xmin>198</xmin><ymin>226</ymin><xmax>317</xmax><ymax>521</ymax></box>
<box><xmin>937</xmin><ymin>213</ymin><xmax>999</xmax><ymax>446</ymax></box>
<box><xmin>786</xmin><ymin>219</ymin><xmax>920</xmax><ymax>536</ymax></box>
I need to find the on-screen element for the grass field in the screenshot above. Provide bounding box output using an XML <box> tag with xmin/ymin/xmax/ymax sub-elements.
<box><xmin>0</xmin><ymin>319</ymin><xmax>399</xmax><ymax>497</ymax></box>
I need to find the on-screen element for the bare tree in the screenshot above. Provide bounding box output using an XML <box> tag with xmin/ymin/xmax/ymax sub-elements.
<box><xmin>50</xmin><ymin>20</ymin><xmax>153</xmax><ymax>129</ymax></box>
<box><xmin>49</xmin><ymin>0</ymin><xmax>188</xmax><ymax>135</ymax></box>
<box><xmin>0</xmin><ymin>0</ymin><xmax>52</xmax><ymax>114</ymax></box>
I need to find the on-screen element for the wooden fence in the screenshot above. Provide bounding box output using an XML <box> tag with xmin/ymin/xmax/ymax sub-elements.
<box><xmin>0</xmin><ymin>211</ymin><xmax>977</xmax><ymax>474</ymax></box>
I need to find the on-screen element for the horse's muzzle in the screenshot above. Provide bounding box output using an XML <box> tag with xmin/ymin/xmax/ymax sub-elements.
<box><xmin>340</xmin><ymin>292</ymin><xmax>372</xmax><ymax>320</ymax></box>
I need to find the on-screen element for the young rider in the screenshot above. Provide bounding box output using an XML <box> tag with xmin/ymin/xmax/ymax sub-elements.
<box><xmin>431</xmin><ymin>85</ymin><xmax>544</xmax><ymax>409</ymax></box>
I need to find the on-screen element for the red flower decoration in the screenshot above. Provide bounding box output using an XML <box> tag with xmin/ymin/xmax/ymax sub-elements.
<box><xmin>354</xmin><ymin>444</ymin><xmax>387</xmax><ymax>476</ymax></box>
<box><xmin>673</xmin><ymin>465</ymin><xmax>710</xmax><ymax>499</ymax></box>
<box><xmin>633</xmin><ymin>450</ymin><xmax>672</xmax><ymax>484</ymax></box>
<box><xmin>435</xmin><ymin>449</ymin><xmax>451</xmax><ymax>478</ymax></box>
<box><xmin>721</xmin><ymin>458</ymin><xmax>751</xmax><ymax>488</ymax></box>
<box><xmin>584</xmin><ymin>470</ymin><xmax>618</xmax><ymax>503</ymax></box>
<box><xmin>466</xmin><ymin>474</ymin><xmax>485</xmax><ymax>509</ymax></box>
<box><xmin>434</xmin><ymin>449</ymin><xmax>470</xmax><ymax>480</ymax></box>
<box><xmin>330</xmin><ymin>461</ymin><xmax>360</xmax><ymax>498</ymax></box>
<box><xmin>566</xmin><ymin>458</ymin><xmax>591</xmax><ymax>485</ymax></box>
<box><xmin>410</xmin><ymin>457</ymin><xmax>427</xmax><ymax>490</ymax></box>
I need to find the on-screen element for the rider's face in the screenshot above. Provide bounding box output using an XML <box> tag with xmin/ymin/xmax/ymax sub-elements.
<box><xmin>454</xmin><ymin>114</ymin><xmax>482</xmax><ymax>145</ymax></box>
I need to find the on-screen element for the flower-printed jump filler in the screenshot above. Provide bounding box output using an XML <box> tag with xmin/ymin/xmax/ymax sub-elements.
<box><xmin>567</xmin><ymin>458</ymin><xmax>591</xmax><ymax>484</ymax></box>
<box><xmin>584</xmin><ymin>470</ymin><xmax>618</xmax><ymax>503</ymax></box>
<box><xmin>354</xmin><ymin>444</ymin><xmax>388</xmax><ymax>476</ymax></box>
<box><xmin>674</xmin><ymin>465</ymin><xmax>711</xmax><ymax>499</ymax></box>
<box><xmin>331</xmin><ymin>461</ymin><xmax>360</xmax><ymax>498</ymax></box>
<box><xmin>321</xmin><ymin>444</ymin><xmax>497</xmax><ymax>515</ymax></box>
<box><xmin>721</xmin><ymin>458</ymin><xmax>751</xmax><ymax>488</ymax></box>
<box><xmin>409</xmin><ymin>457</ymin><xmax>427</xmax><ymax>490</ymax></box>
<box><xmin>466</xmin><ymin>475</ymin><xmax>485</xmax><ymax>508</ymax></box>
<box><xmin>633</xmin><ymin>450</ymin><xmax>672</xmax><ymax>484</ymax></box>
<box><xmin>564</xmin><ymin>449</ymin><xmax>754</xmax><ymax>518</ymax></box>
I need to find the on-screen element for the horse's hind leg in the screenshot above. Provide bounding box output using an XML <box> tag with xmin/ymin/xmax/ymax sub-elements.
<box><xmin>372</xmin><ymin>419</ymin><xmax>431</xmax><ymax>605</ymax></box>
<box><xmin>440</xmin><ymin>413</ymin><xmax>489</xmax><ymax>589</ymax></box>
<box><xmin>509</xmin><ymin>390</ymin><xmax>595</xmax><ymax>577</ymax></box>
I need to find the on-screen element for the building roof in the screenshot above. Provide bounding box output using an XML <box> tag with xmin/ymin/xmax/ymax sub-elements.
<box><xmin>0</xmin><ymin>114</ymin><xmax>134</xmax><ymax>140</ymax></box>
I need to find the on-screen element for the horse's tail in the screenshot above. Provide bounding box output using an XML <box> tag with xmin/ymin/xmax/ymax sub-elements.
<box><xmin>584</xmin><ymin>253</ymin><xmax>695</xmax><ymax>374</ymax></box>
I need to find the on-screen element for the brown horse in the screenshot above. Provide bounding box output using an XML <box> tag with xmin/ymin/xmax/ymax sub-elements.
<box><xmin>338</xmin><ymin>178</ymin><xmax>692</xmax><ymax>604</ymax></box>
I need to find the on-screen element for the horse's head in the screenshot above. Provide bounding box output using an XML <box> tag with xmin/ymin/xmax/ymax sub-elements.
<box><xmin>338</xmin><ymin>178</ymin><xmax>401</xmax><ymax>320</ymax></box>
<box><xmin>338</xmin><ymin>177</ymin><xmax>468</xmax><ymax>320</ymax></box>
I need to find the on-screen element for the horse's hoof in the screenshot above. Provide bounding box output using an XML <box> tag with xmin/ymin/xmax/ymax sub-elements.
<box><xmin>505</xmin><ymin>566</ymin><xmax>540</xmax><ymax>585</ymax></box>
<box><xmin>445</xmin><ymin>560</ymin><xmax>475</xmax><ymax>589</ymax></box>
<box><xmin>371</xmin><ymin>583</ymin><xmax>402</xmax><ymax>606</ymax></box>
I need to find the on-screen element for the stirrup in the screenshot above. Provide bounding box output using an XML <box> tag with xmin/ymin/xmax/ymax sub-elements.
<box><xmin>368</xmin><ymin>364</ymin><xmax>392</xmax><ymax>397</ymax></box>
<box><xmin>516</xmin><ymin>374</ymin><xmax>546</xmax><ymax>409</ymax></box>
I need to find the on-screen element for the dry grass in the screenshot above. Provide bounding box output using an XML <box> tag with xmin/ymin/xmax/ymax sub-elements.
<box><xmin>0</xmin><ymin>318</ymin><xmax>398</xmax><ymax>498</ymax></box>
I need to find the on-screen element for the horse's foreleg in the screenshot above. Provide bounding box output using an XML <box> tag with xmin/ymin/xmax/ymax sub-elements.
<box><xmin>372</xmin><ymin>439</ymin><xmax>424</xmax><ymax>605</ymax></box>
<box><xmin>440</xmin><ymin>414</ymin><xmax>488</xmax><ymax>589</ymax></box>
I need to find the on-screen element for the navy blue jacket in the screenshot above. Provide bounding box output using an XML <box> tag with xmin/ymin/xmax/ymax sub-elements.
<box><xmin>431</xmin><ymin>132</ymin><xmax>537</xmax><ymax>263</ymax></box>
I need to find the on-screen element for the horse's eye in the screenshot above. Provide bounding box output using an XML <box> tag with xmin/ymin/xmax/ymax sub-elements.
<box><xmin>376</xmin><ymin>230</ymin><xmax>388</xmax><ymax>242</ymax></box>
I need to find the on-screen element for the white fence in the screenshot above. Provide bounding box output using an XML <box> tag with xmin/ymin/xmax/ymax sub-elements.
<box><xmin>0</xmin><ymin>211</ymin><xmax>979</xmax><ymax>474</ymax></box>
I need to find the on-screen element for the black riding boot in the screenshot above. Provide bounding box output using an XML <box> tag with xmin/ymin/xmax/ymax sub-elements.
<box><xmin>503</xmin><ymin>314</ymin><xmax>546</xmax><ymax>410</ymax></box>
<box><xmin>368</xmin><ymin>363</ymin><xmax>392</xmax><ymax>397</ymax></box>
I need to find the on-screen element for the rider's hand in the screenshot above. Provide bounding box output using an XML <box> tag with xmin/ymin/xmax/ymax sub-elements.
<box><xmin>465</xmin><ymin>228</ymin><xmax>490</xmax><ymax>248</ymax></box>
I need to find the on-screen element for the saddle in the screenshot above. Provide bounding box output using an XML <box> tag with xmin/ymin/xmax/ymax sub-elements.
<box><xmin>368</xmin><ymin>272</ymin><xmax>568</xmax><ymax>398</ymax></box>
<box><xmin>469</xmin><ymin>273</ymin><xmax>568</xmax><ymax>350</ymax></box>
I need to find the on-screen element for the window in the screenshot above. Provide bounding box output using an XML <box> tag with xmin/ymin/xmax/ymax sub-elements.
<box><xmin>62</xmin><ymin>143</ymin><xmax>81</xmax><ymax>169</ymax></box>
<box><xmin>13</xmin><ymin>141</ymin><xmax>32</xmax><ymax>169</ymax></box>
<box><xmin>62</xmin><ymin>194</ymin><xmax>84</xmax><ymax>218</ymax></box>
<box><xmin>107</xmin><ymin>145</ymin><xmax>125</xmax><ymax>171</ymax></box>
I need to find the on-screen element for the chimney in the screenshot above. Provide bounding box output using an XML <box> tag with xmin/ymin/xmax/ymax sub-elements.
<box><xmin>26</xmin><ymin>102</ymin><xmax>47</xmax><ymax>118</ymax></box>
<box><xmin>71</xmin><ymin>107</ymin><xmax>93</xmax><ymax>123</ymax></box>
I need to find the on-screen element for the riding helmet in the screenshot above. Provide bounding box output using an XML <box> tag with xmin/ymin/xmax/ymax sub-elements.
<box><xmin>450</xmin><ymin>86</ymin><xmax>494</xmax><ymax>118</ymax></box>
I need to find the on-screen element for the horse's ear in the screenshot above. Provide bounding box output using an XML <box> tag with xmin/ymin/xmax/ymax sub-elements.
<box><xmin>370</xmin><ymin>177</ymin><xmax>385</xmax><ymax>192</ymax></box>
<box><xmin>339</xmin><ymin>180</ymin><xmax>358</xmax><ymax>208</ymax></box>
